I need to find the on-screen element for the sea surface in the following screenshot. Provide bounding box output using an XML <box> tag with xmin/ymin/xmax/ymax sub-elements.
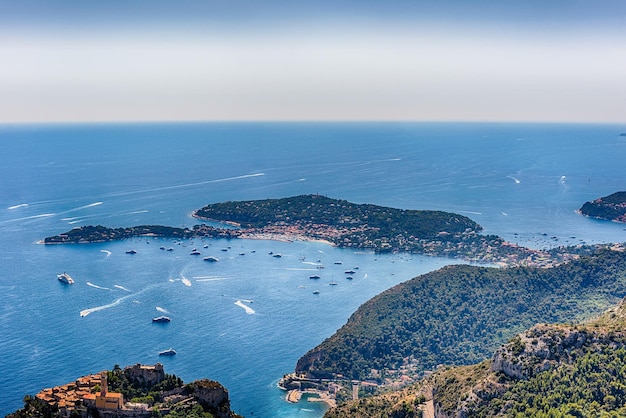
<box><xmin>0</xmin><ymin>122</ymin><xmax>625</xmax><ymax>416</ymax></box>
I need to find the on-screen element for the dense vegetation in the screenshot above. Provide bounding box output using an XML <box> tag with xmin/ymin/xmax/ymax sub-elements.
<box><xmin>44</xmin><ymin>224</ymin><xmax>194</xmax><ymax>243</ymax></box>
<box><xmin>195</xmin><ymin>194</ymin><xmax>482</xmax><ymax>238</ymax></box>
<box><xmin>580</xmin><ymin>191</ymin><xmax>626</xmax><ymax>223</ymax></box>
<box><xmin>42</xmin><ymin>224</ymin><xmax>242</xmax><ymax>244</ymax></box>
<box><xmin>484</xmin><ymin>346</ymin><xmax>626</xmax><ymax>416</ymax></box>
<box><xmin>194</xmin><ymin>194</ymin><xmax>518</xmax><ymax>258</ymax></box>
<box><xmin>104</xmin><ymin>364</ymin><xmax>183</xmax><ymax>405</ymax></box>
<box><xmin>327</xmin><ymin>297</ymin><xmax>626</xmax><ymax>417</ymax></box>
<box><xmin>296</xmin><ymin>249</ymin><xmax>626</xmax><ymax>381</ymax></box>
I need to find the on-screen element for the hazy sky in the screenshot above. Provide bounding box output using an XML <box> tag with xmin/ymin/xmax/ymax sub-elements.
<box><xmin>1</xmin><ymin>0</ymin><xmax>625</xmax><ymax>123</ymax></box>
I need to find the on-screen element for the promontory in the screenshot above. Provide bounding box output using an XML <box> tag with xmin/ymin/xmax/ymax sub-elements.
<box><xmin>580</xmin><ymin>191</ymin><xmax>626</xmax><ymax>223</ymax></box>
<box><xmin>44</xmin><ymin>194</ymin><xmax>592</xmax><ymax>267</ymax></box>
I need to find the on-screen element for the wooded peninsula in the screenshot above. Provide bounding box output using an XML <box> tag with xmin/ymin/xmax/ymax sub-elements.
<box><xmin>580</xmin><ymin>191</ymin><xmax>626</xmax><ymax>223</ymax></box>
<box><xmin>44</xmin><ymin>194</ymin><xmax>594</xmax><ymax>267</ymax></box>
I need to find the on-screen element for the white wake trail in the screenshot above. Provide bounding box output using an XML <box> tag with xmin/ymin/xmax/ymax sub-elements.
<box><xmin>235</xmin><ymin>300</ymin><xmax>255</xmax><ymax>314</ymax></box>
<box><xmin>7</xmin><ymin>203</ymin><xmax>28</xmax><ymax>210</ymax></box>
<box><xmin>87</xmin><ymin>282</ymin><xmax>110</xmax><ymax>290</ymax></box>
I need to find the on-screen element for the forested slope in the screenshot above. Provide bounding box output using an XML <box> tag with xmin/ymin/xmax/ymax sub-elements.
<box><xmin>297</xmin><ymin>249</ymin><xmax>626</xmax><ymax>381</ymax></box>
<box><xmin>326</xmin><ymin>291</ymin><xmax>626</xmax><ymax>418</ymax></box>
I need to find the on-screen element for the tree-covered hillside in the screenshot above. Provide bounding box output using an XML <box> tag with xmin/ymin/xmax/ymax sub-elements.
<box><xmin>580</xmin><ymin>191</ymin><xmax>626</xmax><ymax>223</ymax></box>
<box><xmin>326</xmin><ymin>297</ymin><xmax>626</xmax><ymax>418</ymax></box>
<box><xmin>296</xmin><ymin>249</ymin><xmax>626</xmax><ymax>381</ymax></box>
<box><xmin>195</xmin><ymin>194</ymin><xmax>482</xmax><ymax>238</ymax></box>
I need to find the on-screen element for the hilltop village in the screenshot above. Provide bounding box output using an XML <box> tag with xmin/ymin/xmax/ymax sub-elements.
<box><xmin>9</xmin><ymin>364</ymin><xmax>241</xmax><ymax>418</ymax></box>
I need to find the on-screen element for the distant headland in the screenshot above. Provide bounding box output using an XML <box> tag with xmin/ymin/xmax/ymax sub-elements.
<box><xmin>579</xmin><ymin>191</ymin><xmax>626</xmax><ymax>223</ymax></box>
<box><xmin>43</xmin><ymin>194</ymin><xmax>599</xmax><ymax>267</ymax></box>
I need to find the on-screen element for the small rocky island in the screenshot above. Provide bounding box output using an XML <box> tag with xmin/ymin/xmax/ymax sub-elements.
<box><xmin>580</xmin><ymin>191</ymin><xmax>626</xmax><ymax>223</ymax></box>
<box><xmin>43</xmin><ymin>194</ymin><xmax>594</xmax><ymax>267</ymax></box>
<box><xmin>7</xmin><ymin>363</ymin><xmax>241</xmax><ymax>418</ymax></box>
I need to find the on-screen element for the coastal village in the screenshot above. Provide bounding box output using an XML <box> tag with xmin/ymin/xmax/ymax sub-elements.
<box><xmin>20</xmin><ymin>363</ymin><xmax>238</xmax><ymax>418</ymax></box>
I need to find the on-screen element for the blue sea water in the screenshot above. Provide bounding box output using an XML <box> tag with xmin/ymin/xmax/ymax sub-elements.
<box><xmin>0</xmin><ymin>122</ymin><xmax>625</xmax><ymax>416</ymax></box>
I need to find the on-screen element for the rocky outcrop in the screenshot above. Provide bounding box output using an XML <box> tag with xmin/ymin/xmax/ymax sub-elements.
<box><xmin>192</xmin><ymin>379</ymin><xmax>233</xmax><ymax>418</ymax></box>
<box><xmin>124</xmin><ymin>363</ymin><xmax>165</xmax><ymax>387</ymax></box>
<box><xmin>295</xmin><ymin>349</ymin><xmax>335</xmax><ymax>379</ymax></box>
<box><xmin>491</xmin><ymin>325</ymin><xmax>595</xmax><ymax>380</ymax></box>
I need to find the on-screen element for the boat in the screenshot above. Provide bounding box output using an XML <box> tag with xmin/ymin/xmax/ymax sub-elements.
<box><xmin>57</xmin><ymin>272</ymin><xmax>74</xmax><ymax>284</ymax></box>
<box><xmin>345</xmin><ymin>270</ymin><xmax>356</xmax><ymax>274</ymax></box>
<box><xmin>329</xmin><ymin>281</ymin><xmax>338</xmax><ymax>286</ymax></box>
<box><xmin>203</xmin><ymin>256</ymin><xmax>219</xmax><ymax>262</ymax></box>
<box><xmin>166</xmin><ymin>247</ymin><xmax>174</xmax><ymax>251</ymax></box>
<box><xmin>190</xmin><ymin>250</ymin><xmax>201</xmax><ymax>255</ymax></box>
<box><xmin>334</xmin><ymin>261</ymin><xmax>342</xmax><ymax>265</ymax></box>
<box><xmin>152</xmin><ymin>316</ymin><xmax>171</xmax><ymax>323</ymax></box>
<box><xmin>126</xmin><ymin>249</ymin><xmax>137</xmax><ymax>254</ymax></box>
<box><xmin>158</xmin><ymin>348</ymin><xmax>177</xmax><ymax>356</ymax></box>
<box><xmin>159</xmin><ymin>246</ymin><xmax>165</xmax><ymax>250</ymax></box>
<box><xmin>272</xmin><ymin>253</ymin><xmax>282</xmax><ymax>258</ymax></box>
<box><xmin>346</xmin><ymin>276</ymin><xmax>354</xmax><ymax>280</ymax></box>
<box><xmin>309</xmin><ymin>275</ymin><xmax>321</xmax><ymax>279</ymax></box>
<box><xmin>312</xmin><ymin>290</ymin><xmax>320</xmax><ymax>295</ymax></box>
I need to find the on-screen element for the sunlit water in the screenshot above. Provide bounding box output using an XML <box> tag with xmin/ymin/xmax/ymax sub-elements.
<box><xmin>1</xmin><ymin>122</ymin><xmax>625</xmax><ymax>416</ymax></box>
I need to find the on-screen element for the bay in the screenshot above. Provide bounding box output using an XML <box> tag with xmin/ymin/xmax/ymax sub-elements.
<box><xmin>0</xmin><ymin>122</ymin><xmax>625</xmax><ymax>416</ymax></box>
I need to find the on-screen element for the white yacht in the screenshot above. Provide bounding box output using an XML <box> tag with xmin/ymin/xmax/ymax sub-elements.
<box><xmin>57</xmin><ymin>272</ymin><xmax>74</xmax><ymax>284</ymax></box>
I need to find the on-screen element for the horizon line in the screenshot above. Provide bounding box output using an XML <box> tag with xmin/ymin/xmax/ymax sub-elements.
<box><xmin>1</xmin><ymin>119</ymin><xmax>625</xmax><ymax>127</ymax></box>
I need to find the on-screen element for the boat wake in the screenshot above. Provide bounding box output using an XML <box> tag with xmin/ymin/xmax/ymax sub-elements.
<box><xmin>114</xmin><ymin>285</ymin><xmax>131</xmax><ymax>292</ymax></box>
<box><xmin>106</xmin><ymin>173</ymin><xmax>265</xmax><ymax>198</ymax></box>
<box><xmin>156</xmin><ymin>306</ymin><xmax>170</xmax><ymax>314</ymax></box>
<box><xmin>235</xmin><ymin>300</ymin><xmax>255</xmax><ymax>314</ymax></box>
<box><xmin>81</xmin><ymin>284</ymin><xmax>160</xmax><ymax>317</ymax></box>
<box><xmin>80</xmin><ymin>294</ymin><xmax>132</xmax><ymax>317</ymax></box>
<box><xmin>61</xmin><ymin>202</ymin><xmax>104</xmax><ymax>215</ymax></box>
<box><xmin>458</xmin><ymin>210</ymin><xmax>483</xmax><ymax>215</ymax></box>
<box><xmin>7</xmin><ymin>203</ymin><xmax>28</xmax><ymax>210</ymax></box>
<box><xmin>181</xmin><ymin>278</ymin><xmax>192</xmax><ymax>287</ymax></box>
<box><xmin>507</xmin><ymin>175</ymin><xmax>521</xmax><ymax>184</ymax></box>
<box><xmin>0</xmin><ymin>213</ymin><xmax>55</xmax><ymax>225</ymax></box>
<box><xmin>87</xmin><ymin>282</ymin><xmax>110</xmax><ymax>290</ymax></box>
<box><xmin>100</xmin><ymin>250</ymin><xmax>112</xmax><ymax>257</ymax></box>
<box><xmin>194</xmin><ymin>276</ymin><xmax>228</xmax><ymax>282</ymax></box>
